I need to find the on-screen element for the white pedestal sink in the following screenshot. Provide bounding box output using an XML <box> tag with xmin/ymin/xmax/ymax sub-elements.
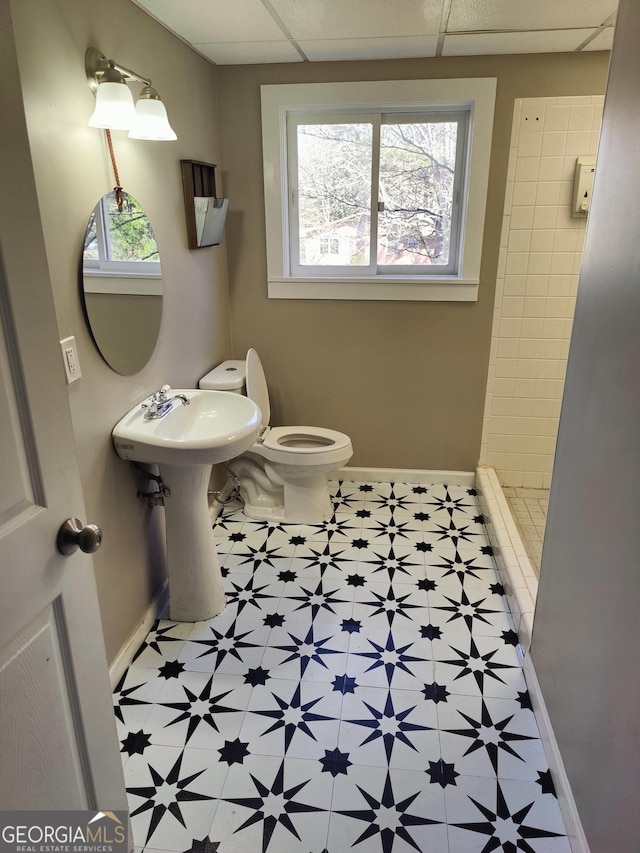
<box><xmin>112</xmin><ymin>389</ymin><xmax>261</xmax><ymax>621</ymax></box>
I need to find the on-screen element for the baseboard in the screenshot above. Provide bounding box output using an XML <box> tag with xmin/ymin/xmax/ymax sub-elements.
<box><xmin>108</xmin><ymin>579</ymin><xmax>169</xmax><ymax>689</ymax></box>
<box><xmin>523</xmin><ymin>653</ymin><xmax>590</xmax><ymax>853</ymax></box>
<box><xmin>338</xmin><ymin>466</ymin><xmax>476</xmax><ymax>486</ymax></box>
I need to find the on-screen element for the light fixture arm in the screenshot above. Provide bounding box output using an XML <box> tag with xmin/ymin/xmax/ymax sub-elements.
<box><xmin>108</xmin><ymin>60</ymin><xmax>151</xmax><ymax>88</ymax></box>
<box><xmin>85</xmin><ymin>47</ymin><xmax>151</xmax><ymax>92</ymax></box>
<box><xmin>85</xmin><ymin>46</ymin><xmax>177</xmax><ymax>141</ymax></box>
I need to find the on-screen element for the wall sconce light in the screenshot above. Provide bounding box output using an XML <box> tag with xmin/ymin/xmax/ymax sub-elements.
<box><xmin>85</xmin><ymin>47</ymin><xmax>177</xmax><ymax>141</ymax></box>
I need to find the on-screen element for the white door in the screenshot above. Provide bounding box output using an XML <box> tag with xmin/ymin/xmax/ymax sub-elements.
<box><xmin>0</xmin><ymin>2</ymin><xmax>127</xmax><ymax>811</ymax></box>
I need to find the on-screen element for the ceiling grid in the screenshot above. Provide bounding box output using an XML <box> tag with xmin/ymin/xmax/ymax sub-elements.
<box><xmin>130</xmin><ymin>0</ymin><xmax>617</xmax><ymax>65</ymax></box>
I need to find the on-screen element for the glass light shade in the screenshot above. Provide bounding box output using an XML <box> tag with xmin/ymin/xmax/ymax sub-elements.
<box><xmin>129</xmin><ymin>97</ymin><xmax>177</xmax><ymax>141</ymax></box>
<box><xmin>88</xmin><ymin>81</ymin><xmax>136</xmax><ymax>130</ymax></box>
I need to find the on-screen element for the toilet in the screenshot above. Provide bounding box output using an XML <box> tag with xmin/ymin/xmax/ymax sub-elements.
<box><xmin>200</xmin><ymin>349</ymin><xmax>352</xmax><ymax>523</ymax></box>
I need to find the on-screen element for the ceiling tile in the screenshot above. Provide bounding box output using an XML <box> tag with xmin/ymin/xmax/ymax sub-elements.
<box><xmin>131</xmin><ymin>0</ymin><xmax>615</xmax><ymax>64</ymax></box>
<box><xmin>269</xmin><ymin>0</ymin><xmax>444</xmax><ymax>40</ymax></box>
<box><xmin>299</xmin><ymin>35</ymin><xmax>438</xmax><ymax>62</ymax></box>
<box><xmin>193</xmin><ymin>40</ymin><xmax>302</xmax><ymax>65</ymax></box>
<box><xmin>133</xmin><ymin>0</ymin><xmax>286</xmax><ymax>44</ymax></box>
<box><xmin>448</xmin><ymin>0</ymin><xmax>618</xmax><ymax>33</ymax></box>
<box><xmin>442</xmin><ymin>29</ymin><xmax>595</xmax><ymax>56</ymax></box>
<box><xmin>582</xmin><ymin>27</ymin><xmax>615</xmax><ymax>50</ymax></box>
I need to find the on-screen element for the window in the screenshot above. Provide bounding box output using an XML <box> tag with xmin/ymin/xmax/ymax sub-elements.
<box><xmin>261</xmin><ymin>79</ymin><xmax>496</xmax><ymax>301</ymax></box>
<box><xmin>83</xmin><ymin>192</ymin><xmax>160</xmax><ymax>277</ymax></box>
<box><xmin>289</xmin><ymin>110</ymin><xmax>468</xmax><ymax>278</ymax></box>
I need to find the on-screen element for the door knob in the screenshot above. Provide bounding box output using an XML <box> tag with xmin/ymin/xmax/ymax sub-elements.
<box><xmin>57</xmin><ymin>518</ymin><xmax>103</xmax><ymax>555</ymax></box>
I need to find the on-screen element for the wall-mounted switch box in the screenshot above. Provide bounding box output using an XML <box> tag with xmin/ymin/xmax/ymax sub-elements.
<box><xmin>60</xmin><ymin>336</ymin><xmax>82</xmax><ymax>384</ymax></box>
<box><xmin>572</xmin><ymin>156</ymin><xmax>596</xmax><ymax>218</ymax></box>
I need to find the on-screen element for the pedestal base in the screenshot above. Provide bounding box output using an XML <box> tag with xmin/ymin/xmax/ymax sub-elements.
<box><xmin>159</xmin><ymin>463</ymin><xmax>226</xmax><ymax>622</ymax></box>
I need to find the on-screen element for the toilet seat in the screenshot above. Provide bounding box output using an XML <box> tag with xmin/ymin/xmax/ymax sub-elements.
<box><xmin>255</xmin><ymin>425</ymin><xmax>352</xmax><ymax>467</ymax></box>
<box><xmin>245</xmin><ymin>349</ymin><xmax>351</xmax><ymax>467</ymax></box>
<box><xmin>263</xmin><ymin>425</ymin><xmax>351</xmax><ymax>452</ymax></box>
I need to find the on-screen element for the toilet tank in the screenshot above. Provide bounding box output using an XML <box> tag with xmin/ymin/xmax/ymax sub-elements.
<box><xmin>199</xmin><ymin>360</ymin><xmax>246</xmax><ymax>394</ymax></box>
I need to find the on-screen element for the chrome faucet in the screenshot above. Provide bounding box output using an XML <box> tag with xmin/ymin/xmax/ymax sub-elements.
<box><xmin>142</xmin><ymin>385</ymin><xmax>191</xmax><ymax>419</ymax></box>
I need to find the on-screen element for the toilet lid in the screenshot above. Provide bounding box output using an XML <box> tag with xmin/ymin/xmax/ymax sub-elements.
<box><xmin>246</xmin><ymin>348</ymin><xmax>270</xmax><ymax>429</ymax></box>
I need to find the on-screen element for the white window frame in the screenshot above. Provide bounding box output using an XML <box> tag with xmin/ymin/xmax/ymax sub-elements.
<box><xmin>288</xmin><ymin>109</ymin><xmax>469</xmax><ymax>279</ymax></box>
<box><xmin>83</xmin><ymin>196</ymin><xmax>162</xmax><ymax>280</ymax></box>
<box><xmin>261</xmin><ymin>78</ymin><xmax>496</xmax><ymax>302</ymax></box>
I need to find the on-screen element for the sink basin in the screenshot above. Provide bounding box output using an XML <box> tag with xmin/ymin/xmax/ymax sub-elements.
<box><xmin>112</xmin><ymin>389</ymin><xmax>262</xmax><ymax>465</ymax></box>
<box><xmin>112</xmin><ymin>389</ymin><xmax>262</xmax><ymax>622</ymax></box>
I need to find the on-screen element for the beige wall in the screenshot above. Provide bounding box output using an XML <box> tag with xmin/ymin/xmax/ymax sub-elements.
<box><xmin>482</xmin><ymin>95</ymin><xmax>603</xmax><ymax>488</ymax></box>
<box><xmin>533</xmin><ymin>1</ymin><xmax>640</xmax><ymax>845</ymax></box>
<box><xmin>10</xmin><ymin>0</ymin><xmax>231</xmax><ymax>663</ymax></box>
<box><xmin>217</xmin><ymin>53</ymin><xmax>609</xmax><ymax>471</ymax></box>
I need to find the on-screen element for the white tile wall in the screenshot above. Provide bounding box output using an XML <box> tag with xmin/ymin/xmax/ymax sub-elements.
<box><xmin>481</xmin><ymin>96</ymin><xmax>603</xmax><ymax>489</ymax></box>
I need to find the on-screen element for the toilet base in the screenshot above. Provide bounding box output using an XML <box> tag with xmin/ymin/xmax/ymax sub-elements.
<box><xmin>240</xmin><ymin>471</ymin><xmax>333</xmax><ymax>524</ymax></box>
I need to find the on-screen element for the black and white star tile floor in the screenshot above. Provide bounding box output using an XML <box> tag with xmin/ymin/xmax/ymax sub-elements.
<box><xmin>115</xmin><ymin>481</ymin><xmax>571</xmax><ymax>853</ymax></box>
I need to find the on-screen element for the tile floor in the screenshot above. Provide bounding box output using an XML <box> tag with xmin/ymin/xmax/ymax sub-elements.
<box><xmin>502</xmin><ymin>488</ymin><xmax>549</xmax><ymax>576</ymax></box>
<box><xmin>114</xmin><ymin>480</ymin><xmax>570</xmax><ymax>853</ymax></box>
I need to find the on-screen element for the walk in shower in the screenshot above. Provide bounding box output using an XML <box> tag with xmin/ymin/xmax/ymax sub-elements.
<box><xmin>479</xmin><ymin>95</ymin><xmax>603</xmax><ymax>643</ymax></box>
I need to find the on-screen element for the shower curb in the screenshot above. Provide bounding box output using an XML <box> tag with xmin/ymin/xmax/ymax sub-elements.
<box><xmin>476</xmin><ymin>465</ymin><xmax>538</xmax><ymax>650</ymax></box>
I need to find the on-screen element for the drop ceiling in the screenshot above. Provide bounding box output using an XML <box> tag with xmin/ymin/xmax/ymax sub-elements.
<box><xmin>130</xmin><ymin>0</ymin><xmax>617</xmax><ymax>65</ymax></box>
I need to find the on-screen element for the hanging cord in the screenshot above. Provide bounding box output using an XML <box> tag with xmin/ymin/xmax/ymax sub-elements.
<box><xmin>209</xmin><ymin>461</ymin><xmax>242</xmax><ymax>505</ymax></box>
<box><xmin>105</xmin><ymin>129</ymin><xmax>125</xmax><ymax>212</ymax></box>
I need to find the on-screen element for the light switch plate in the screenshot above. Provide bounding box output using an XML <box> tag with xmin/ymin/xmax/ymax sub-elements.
<box><xmin>60</xmin><ymin>336</ymin><xmax>82</xmax><ymax>384</ymax></box>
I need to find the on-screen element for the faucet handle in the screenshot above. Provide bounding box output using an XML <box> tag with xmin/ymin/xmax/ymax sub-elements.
<box><xmin>156</xmin><ymin>384</ymin><xmax>171</xmax><ymax>401</ymax></box>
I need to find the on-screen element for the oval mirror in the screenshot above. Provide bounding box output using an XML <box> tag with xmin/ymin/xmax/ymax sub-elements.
<box><xmin>81</xmin><ymin>190</ymin><xmax>163</xmax><ymax>375</ymax></box>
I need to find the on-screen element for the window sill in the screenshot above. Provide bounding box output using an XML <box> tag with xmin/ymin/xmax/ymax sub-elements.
<box><xmin>83</xmin><ymin>272</ymin><xmax>163</xmax><ymax>296</ymax></box>
<box><xmin>267</xmin><ymin>277</ymin><xmax>479</xmax><ymax>302</ymax></box>
<box><xmin>83</xmin><ymin>268</ymin><xmax>161</xmax><ymax>280</ymax></box>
